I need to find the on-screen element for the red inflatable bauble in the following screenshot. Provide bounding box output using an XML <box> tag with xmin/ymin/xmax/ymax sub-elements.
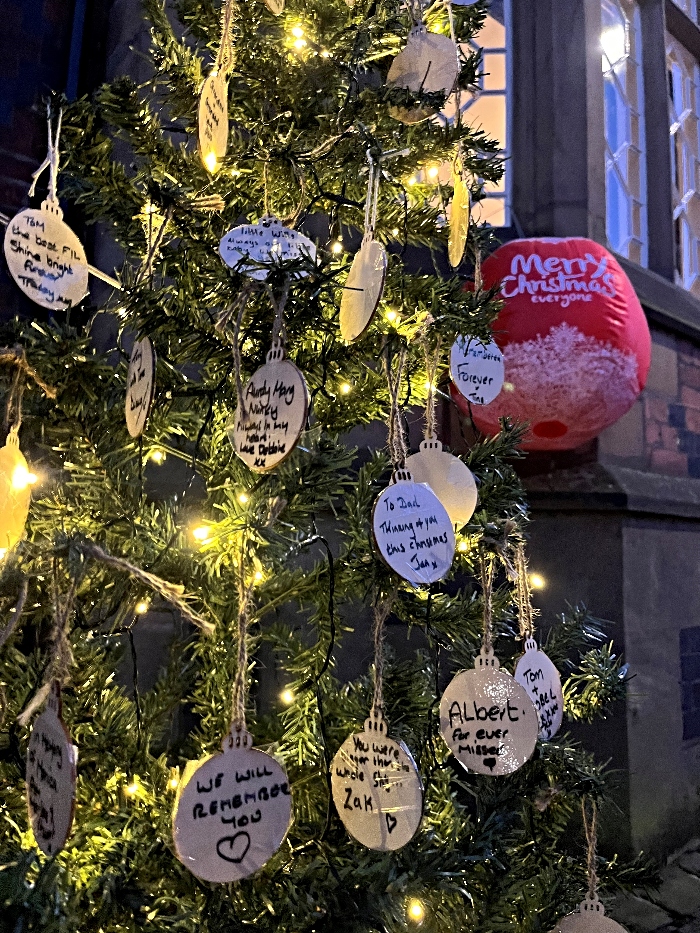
<box><xmin>451</xmin><ymin>237</ymin><xmax>651</xmax><ymax>450</ymax></box>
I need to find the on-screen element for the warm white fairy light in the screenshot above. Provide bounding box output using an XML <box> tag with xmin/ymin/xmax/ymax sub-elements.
<box><xmin>192</xmin><ymin>525</ymin><xmax>211</xmax><ymax>543</ymax></box>
<box><xmin>407</xmin><ymin>899</ymin><xmax>425</xmax><ymax>924</ymax></box>
<box><xmin>340</xmin><ymin>382</ymin><xmax>352</xmax><ymax>395</ymax></box>
<box><xmin>280</xmin><ymin>688</ymin><xmax>295</xmax><ymax>705</ymax></box>
<box><xmin>426</xmin><ymin>165</ymin><xmax>439</xmax><ymax>180</ymax></box>
<box><xmin>254</xmin><ymin>570</ymin><xmax>264</xmax><ymax>582</ymax></box>
<box><xmin>124</xmin><ymin>779</ymin><xmax>140</xmax><ymax>797</ymax></box>
<box><xmin>12</xmin><ymin>465</ymin><xmax>37</xmax><ymax>490</ymax></box>
<box><xmin>385</xmin><ymin>309</ymin><xmax>399</xmax><ymax>323</ymax></box>
<box><xmin>149</xmin><ymin>449</ymin><xmax>165</xmax><ymax>464</ymax></box>
<box><xmin>291</xmin><ymin>25</ymin><xmax>304</xmax><ymax>38</ymax></box>
<box><xmin>135</xmin><ymin>600</ymin><xmax>150</xmax><ymax>615</ymax></box>
<box><xmin>529</xmin><ymin>572</ymin><xmax>546</xmax><ymax>590</ymax></box>
<box><xmin>458</xmin><ymin>539</ymin><xmax>469</xmax><ymax>553</ymax></box>
<box><xmin>391</xmin><ymin>227</ymin><xmax>400</xmax><ymax>236</ymax></box>
<box><xmin>203</xmin><ymin>151</ymin><xmax>218</xmax><ymax>174</ymax></box>
<box><xmin>331</xmin><ymin>240</ymin><xmax>343</xmax><ymax>254</ymax></box>
<box><xmin>237</xmin><ymin>491</ymin><xmax>249</xmax><ymax>504</ymax></box>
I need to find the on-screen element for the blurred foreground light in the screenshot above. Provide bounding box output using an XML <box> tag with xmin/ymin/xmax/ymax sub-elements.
<box><xmin>407</xmin><ymin>899</ymin><xmax>425</xmax><ymax>924</ymax></box>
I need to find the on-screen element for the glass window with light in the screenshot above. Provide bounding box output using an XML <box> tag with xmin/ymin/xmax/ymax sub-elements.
<box><xmin>440</xmin><ymin>0</ymin><xmax>510</xmax><ymax>227</ymax></box>
<box><xmin>602</xmin><ymin>0</ymin><xmax>648</xmax><ymax>267</ymax></box>
<box><xmin>667</xmin><ymin>33</ymin><xmax>700</xmax><ymax>295</ymax></box>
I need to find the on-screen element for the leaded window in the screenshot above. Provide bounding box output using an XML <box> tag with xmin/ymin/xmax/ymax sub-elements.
<box><xmin>603</xmin><ymin>0</ymin><xmax>647</xmax><ymax>266</ymax></box>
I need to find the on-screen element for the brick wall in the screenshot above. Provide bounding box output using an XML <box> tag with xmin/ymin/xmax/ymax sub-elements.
<box><xmin>599</xmin><ymin>326</ymin><xmax>700</xmax><ymax>477</ymax></box>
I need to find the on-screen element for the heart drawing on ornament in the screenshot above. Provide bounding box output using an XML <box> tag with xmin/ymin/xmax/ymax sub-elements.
<box><xmin>216</xmin><ymin>831</ymin><xmax>252</xmax><ymax>864</ymax></box>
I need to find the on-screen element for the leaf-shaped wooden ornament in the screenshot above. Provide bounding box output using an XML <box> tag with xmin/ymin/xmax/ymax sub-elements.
<box><xmin>198</xmin><ymin>72</ymin><xmax>228</xmax><ymax>172</ymax></box>
<box><xmin>440</xmin><ymin>649</ymin><xmax>539</xmax><ymax>776</ymax></box>
<box><xmin>331</xmin><ymin>709</ymin><xmax>423</xmax><ymax>851</ymax></box>
<box><xmin>125</xmin><ymin>337</ymin><xmax>156</xmax><ymax>438</ymax></box>
<box><xmin>448</xmin><ymin>171</ymin><xmax>470</xmax><ymax>269</ymax></box>
<box><xmin>172</xmin><ymin>726</ymin><xmax>292</xmax><ymax>883</ymax></box>
<box><xmin>4</xmin><ymin>200</ymin><xmax>88</xmax><ymax>310</ymax></box>
<box><xmin>339</xmin><ymin>234</ymin><xmax>388</xmax><ymax>342</ymax></box>
<box><xmin>26</xmin><ymin>682</ymin><xmax>77</xmax><ymax>856</ymax></box>
<box><xmin>0</xmin><ymin>429</ymin><xmax>34</xmax><ymax>553</ymax></box>
<box><xmin>387</xmin><ymin>25</ymin><xmax>459</xmax><ymax>124</ymax></box>
<box><xmin>405</xmin><ymin>437</ymin><xmax>477</xmax><ymax>527</ymax></box>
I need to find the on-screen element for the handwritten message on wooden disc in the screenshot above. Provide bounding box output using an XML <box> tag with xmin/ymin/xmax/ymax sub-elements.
<box><xmin>551</xmin><ymin>897</ymin><xmax>628</xmax><ymax>933</ymax></box>
<box><xmin>450</xmin><ymin>337</ymin><xmax>504</xmax><ymax>406</ymax></box>
<box><xmin>372</xmin><ymin>471</ymin><xmax>455</xmax><ymax>585</ymax></box>
<box><xmin>440</xmin><ymin>651</ymin><xmax>538</xmax><ymax>776</ymax></box>
<box><xmin>331</xmin><ymin>711</ymin><xmax>422</xmax><ymax>852</ymax></box>
<box><xmin>387</xmin><ymin>26</ymin><xmax>459</xmax><ymax>123</ymax></box>
<box><xmin>125</xmin><ymin>337</ymin><xmax>156</xmax><ymax>438</ymax></box>
<box><xmin>219</xmin><ymin>216</ymin><xmax>316</xmax><ymax>280</ymax></box>
<box><xmin>173</xmin><ymin>730</ymin><xmax>291</xmax><ymax>883</ymax></box>
<box><xmin>26</xmin><ymin>682</ymin><xmax>77</xmax><ymax>856</ymax></box>
<box><xmin>514</xmin><ymin>639</ymin><xmax>564</xmax><ymax>741</ymax></box>
<box><xmin>230</xmin><ymin>345</ymin><xmax>308</xmax><ymax>472</ymax></box>
<box><xmin>448</xmin><ymin>172</ymin><xmax>470</xmax><ymax>269</ymax></box>
<box><xmin>198</xmin><ymin>72</ymin><xmax>228</xmax><ymax>171</ymax></box>
<box><xmin>0</xmin><ymin>433</ymin><xmax>32</xmax><ymax>552</ymax></box>
<box><xmin>4</xmin><ymin>203</ymin><xmax>88</xmax><ymax>310</ymax></box>
<box><xmin>339</xmin><ymin>236</ymin><xmax>387</xmax><ymax>342</ymax></box>
<box><xmin>405</xmin><ymin>438</ymin><xmax>477</xmax><ymax>527</ymax></box>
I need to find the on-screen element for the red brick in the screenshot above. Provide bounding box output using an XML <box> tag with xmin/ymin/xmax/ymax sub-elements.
<box><xmin>662</xmin><ymin>425</ymin><xmax>680</xmax><ymax>450</ymax></box>
<box><xmin>645</xmin><ymin>420</ymin><xmax>663</xmax><ymax>447</ymax></box>
<box><xmin>681</xmin><ymin>386</ymin><xmax>700</xmax><ymax>410</ymax></box>
<box><xmin>650</xmin><ymin>449</ymin><xmax>688</xmax><ymax>476</ymax></box>
<box><xmin>680</xmin><ymin>364</ymin><xmax>700</xmax><ymax>391</ymax></box>
<box><xmin>686</xmin><ymin>408</ymin><xmax>700</xmax><ymax>434</ymax></box>
<box><xmin>644</xmin><ymin>396</ymin><xmax>669</xmax><ymax>421</ymax></box>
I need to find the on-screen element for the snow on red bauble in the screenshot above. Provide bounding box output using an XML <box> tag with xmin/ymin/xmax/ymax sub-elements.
<box><xmin>451</xmin><ymin>238</ymin><xmax>651</xmax><ymax>450</ymax></box>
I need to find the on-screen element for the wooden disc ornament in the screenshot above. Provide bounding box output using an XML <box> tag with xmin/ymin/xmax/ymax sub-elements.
<box><xmin>387</xmin><ymin>25</ymin><xmax>459</xmax><ymax>124</ymax></box>
<box><xmin>440</xmin><ymin>649</ymin><xmax>539</xmax><ymax>776</ymax></box>
<box><xmin>125</xmin><ymin>336</ymin><xmax>156</xmax><ymax>438</ymax></box>
<box><xmin>551</xmin><ymin>897</ymin><xmax>629</xmax><ymax>933</ymax></box>
<box><xmin>4</xmin><ymin>200</ymin><xmax>88</xmax><ymax>311</ymax></box>
<box><xmin>340</xmin><ymin>235</ymin><xmax>387</xmax><ymax>342</ymax></box>
<box><xmin>450</xmin><ymin>337</ymin><xmax>504</xmax><ymax>406</ymax></box>
<box><xmin>26</xmin><ymin>682</ymin><xmax>78</xmax><ymax>856</ymax></box>
<box><xmin>331</xmin><ymin>708</ymin><xmax>423</xmax><ymax>851</ymax></box>
<box><xmin>448</xmin><ymin>170</ymin><xmax>470</xmax><ymax>270</ymax></box>
<box><xmin>372</xmin><ymin>469</ymin><xmax>455</xmax><ymax>586</ymax></box>
<box><xmin>514</xmin><ymin>638</ymin><xmax>564</xmax><ymax>741</ymax></box>
<box><xmin>219</xmin><ymin>216</ymin><xmax>316</xmax><ymax>280</ymax></box>
<box><xmin>198</xmin><ymin>72</ymin><xmax>228</xmax><ymax>172</ymax></box>
<box><xmin>172</xmin><ymin>726</ymin><xmax>292</xmax><ymax>883</ymax></box>
<box><xmin>405</xmin><ymin>437</ymin><xmax>477</xmax><ymax>527</ymax></box>
<box><xmin>230</xmin><ymin>341</ymin><xmax>309</xmax><ymax>473</ymax></box>
<box><xmin>0</xmin><ymin>428</ymin><xmax>33</xmax><ymax>553</ymax></box>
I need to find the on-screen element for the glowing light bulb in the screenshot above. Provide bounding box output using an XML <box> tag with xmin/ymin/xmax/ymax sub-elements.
<box><xmin>407</xmin><ymin>899</ymin><xmax>425</xmax><ymax>924</ymax></box>
<box><xmin>135</xmin><ymin>600</ymin><xmax>150</xmax><ymax>615</ymax></box>
<box><xmin>427</xmin><ymin>164</ymin><xmax>440</xmax><ymax>180</ymax></box>
<box><xmin>331</xmin><ymin>240</ymin><xmax>343</xmax><ymax>255</ymax></box>
<box><xmin>291</xmin><ymin>25</ymin><xmax>304</xmax><ymax>38</ymax></box>
<box><xmin>391</xmin><ymin>227</ymin><xmax>400</xmax><ymax>236</ymax></box>
<box><xmin>254</xmin><ymin>570</ymin><xmax>264</xmax><ymax>582</ymax></box>
<box><xmin>169</xmin><ymin>777</ymin><xmax>179</xmax><ymax>790</ymax></box>
<box><xmin>192</xmin><ymin>525</ymin><xmax>211</xmax><ymax>543</ymax></box>
<box><xmin>149</xmin><ymin>449</ymin><xmax>165</xmax><ymax>464</ymax></box>
<box><xmin>340</xmin><ymin>382</ymin><xmax>352</xmax><ymax>395</ymax></box>
<box><xmin>125</xmin><ymin>780</ymin><xmax>139</xmax><ymax>797</ymax></box>
<box><xmin>321</xmin><ymin>49</ymin><xmax>331</xmax><ymax>58</ymax></box>
<box><xmin>458</xmin><ymin>539</ymin><xmax>469</xmax><ymax>553</ymax></box>
<box><xmin>11</xmin><ymin>465</ymin><xmax>37</xmax><ymax>490</ymax></box>
<box><xmin>385</xmin><ymin>309</ymin><xmax>398</xmax><ymax>323</ymax></box>
<box><xmin>529</xmin><ymin>572</ymin><xmax>546</xmax><ymax>590</ymax></box>
<box><xmin>238</xmin><ymin>491</ymin><xmax>249</xmax><ymax>504</ymax></box>
<box><xmin>407</xmin><ymin>176</ymin><xmax>418</xmax><ymax>186</ymax></box>
<box><xmin>424</xmin><ymin>380</ymin><xmax>434</xmax><ymax>392</ymax></box>
<box><xmin>203</xmin><ymin>151</ymin><xmax>218</xmax><ymax>174</ymax></box>
<box><xmin>294</xmin><ymin>38</ymin><xmax>307</xmax><ymax>49</ymax></box>
<box><xmin>280</xmin><ymin>688</ymin><xmax>295</xmax><ymax>705</ymax></box>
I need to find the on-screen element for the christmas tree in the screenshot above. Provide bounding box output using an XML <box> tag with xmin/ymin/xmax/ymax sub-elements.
<box><xmin>0</xmin><ymin>2</ymin><xmax>651</xmax><ymax>931</ymax></box>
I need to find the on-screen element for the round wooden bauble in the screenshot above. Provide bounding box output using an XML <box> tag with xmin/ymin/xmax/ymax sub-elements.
<box><xmin>125</xmin><ymin>336</ymin><xmax>156</xmax><ymax>438</ymax></box>
<box><xmin>230</xmin><ymin>343</ymin><xmax>308</xmax><ymax>473</ymax></box>
<box><xmin>372</xmin><ymin>469</ymin><xmax>455</xmax><ymax>586</ymax></box>
<box><xmin>172</xmin><ymin>727</ymin><xmax>292</xmax><ymax>884</ymax></box>
<box><xmin>339</xmin><ymin>235</ymin><xmax>387</xmax><ymax>342</ymax></box>
<box><xmin>551</xmin><ymin>897</ymin><xmax>628</xmax><ymax>933</ymax></box>
<box><xmin>26</xmin><ymin>682</ymin><xmax>77</xmax><ymax>856</ymax></box>
<box><xmin>405</xmin><ymin>437</ymin><xmax>477</xmax><ymax>527</ymax></box>
<box><xmin>219</xmin><ymin>215</ymin><xmax>316</xmax><ymax>280</ymax></box>
<box><xmin>198</xmin><ymin>72</ymin><xmax>228</xmax><ymax>172</ymax></box>
<box><xmin>440</xmin><ymin>649</ymin><xmax>539</xmax><ymax>776</ymax></box>
<box><xmin>514</xmin><ymin>638</ymin><xmax>564</xmax><ymax>741</ymax></box>
<box><xmin>3</xmin><ymin>201</ymin><xmax>88</xmax><ymax>310</ymax></box>
<box><xmin>331</xmin><ymin>709</ymin><xmax>423</xmax><ymax>851</ymax></box>
<box><xmin>450</xmin><ymin>337</ymin><xmax>504</xmax><ymax>406</ymax></box>
<box><xmin>448</xmin><ymin>172</ymin><xmax>470</xmax><ymax>269</ymax></box>
<box><xmin>387</xmin><ymin>25</ymin><xmax>459</xmax><ymax>124</ymax></box>
<box><xmin>0</xmin><ymin>432</ymin><xmax>32</xmax><ymax>552</ymax></box>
